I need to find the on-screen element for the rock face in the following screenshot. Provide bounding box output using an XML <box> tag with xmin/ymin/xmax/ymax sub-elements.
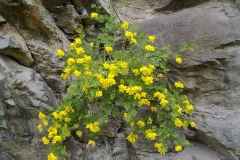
<box><xmin>0</xmin><ymin>0</ymin><xmax>69</xmax><ymax>93</ymax></box>
<box><xmin>0</xmin><ymin>55</ymin><xmax>55</xmax><ymax>159</ymax></box>
<box><xmin>0</xmin><ymin>0</ymin><xmax>240</xmax><ymax>159</ymax></box>
<box><xmin>138</xmin><ymin>1</ymin><xmax>240</xmax><ymax>159</ymax></box>
<box><xmin>0</xmin><ymin>22</ymin><xmax>34</xmax><ymax>66</ymax></box>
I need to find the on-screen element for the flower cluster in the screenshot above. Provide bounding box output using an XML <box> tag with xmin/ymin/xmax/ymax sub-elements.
<box><xmin>174</xmin><ymin>81</ymin><xmax>184</xmax><ymax>88</ymax></box>
<box><xmin>126</xmin><ymin>132</ymin><xmax>138</xmax><ymax>143</ymax></box>
<box><xmin>154</xmin><ymin>142</ymin><xmax>167</xmax><ymax>154</ymax></box>
<box><xmin>38</xmin><ymin>10</ymin><xmax>196</xmax><ymax>158</ymax></box>
<box><xmin>90</xmin><ymin>12</ymin><xmax>98</xmax><ymax>19</ymax></box>
<box><xmin>86</xmin><ymin>122</ymin><xmax>101</xmax><ymax>133</ymax></box>
<box><xmin>37</xmin><ymin>112</ymin><xmax>48</xmax><ymax>132</ymax></box>
<box><xmin>145</xmin><ymin>129</ymin><xmax>157</xmax><ymax>140</ymax></box>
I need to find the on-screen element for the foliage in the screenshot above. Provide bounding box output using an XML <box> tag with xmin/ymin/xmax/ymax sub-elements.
<box><xmin>37</xmin><ymin>6</ymin><xmax>196</xmax><ymax>160</ymax></box>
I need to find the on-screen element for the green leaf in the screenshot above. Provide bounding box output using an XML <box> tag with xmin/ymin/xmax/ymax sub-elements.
<box><xmin>91</xmin><ymin>4</ymin><xmax>96</xmax><ymax>9</ymax></box>
<box><xmin>179</xmin><ymin>43</ymin><xmax>188</xmax><ymax>52</ymax></box>
<box><xmin>120</xmin><ymin>0</ymin><xmax>126</xmax><ymax>6</ymax></box>
<box><xmin>189</xmin><ymin>43</ymin><xmax>195</xmax><ymax>51</ymax></box>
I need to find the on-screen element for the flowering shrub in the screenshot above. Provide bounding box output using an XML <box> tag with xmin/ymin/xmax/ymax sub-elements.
<box><xmin>37</xmin><ymin>7</ymin><xmax>196</xmax><ymax>159</ymax></box>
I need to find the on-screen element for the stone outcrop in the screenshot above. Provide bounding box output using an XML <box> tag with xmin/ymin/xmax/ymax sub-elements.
<box><xmin>0</xmin><ymin>55</ymin><xmax>55</xmax><ymax>159</ymax></box>
<box><xmin>0</xmin><ymin>0</ymin><xmax>69</xmax><ymax>93</ymax></box>
<box><xmin>0</xmin><ymin>22</ymin><xmax>33</xmax><ymax>66</ymax></box>
<box><xmin>0</xmin><ymin>0</ymin><xmax>240</xmax><ymax>159</ymax></box>
<box><xmin>138</xmin><ymin>1</ymin><xmax>240</xmax><ymax>159</ymax></box>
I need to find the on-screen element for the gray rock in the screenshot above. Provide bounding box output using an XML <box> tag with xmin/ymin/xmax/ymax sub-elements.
<box><xmin>72</xmin><ymin>0</ymin><xmax>84</xmax><ymax>14</ymax></box>
<box><xmin>138</xmin><ymin>1</ymin><xmax>240</xmax><ymax>159</ymax></box>
<box><xmin>0</xmin><ymin>55</ymin><xmax>57</xmax><ymax>116</ymax></box>
<box><xmin>154</xmin><ymin>0</ymin><xmax>211</xmax><ymax>12</ymax></box>
<box><xmin>0</xmin><ymin>22</ymin><xmax>34</xmax><ymax>66</ymax></box>
<box><xmin>136</xmin><ymin>141</ymin><xmax>226</xmax><ymax>160</ymax></box>
<box><xmin>113</xmin><ymin>133</ymin><xmax>129</xmax><ymax>160</ymax></box>
<box><xmin>0</xmin><ymin>14</ymin><xmax>6</xmax><ymax>24</ymax></box>
<box><xmin>27</xmin><ymin>41</ymin><xmax>67</xmax><ymax>94</ymax></box>
<box><xmin>0</xmin><ymin>0</ymin><xmax>69</xmax><ymax>93</ymax></box>
<box><xmin>52</xmin><ymin>6</ymin><xmax>82</xmax><ymax>40</ymax></box>
<box><xmin>114</xmin><ymin>0</ymin><xmax>159</xmax><ymax>21</ymax></box>
<box><xmin>80</xmin><ymin>9</ymin><xmax>94</xmax><ymax>25</ymax></box>
<box><xmin>41</xmin><ymin>0</ymin><xmax>83</xmax><ymax>40</ymax></box>
<box><xmin>0</xmin><ymin>55</ymin><xmax>56</xmax><ymax>159</ymax></box>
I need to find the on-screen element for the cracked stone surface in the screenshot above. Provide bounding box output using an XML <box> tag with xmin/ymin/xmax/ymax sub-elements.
<box><xmin>138</xmin><ymin>1</ymin><xmax>240</xmax><ymax>159</ymax></box>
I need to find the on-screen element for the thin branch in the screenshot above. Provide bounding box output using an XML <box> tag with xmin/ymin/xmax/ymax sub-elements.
<box><xmin>102</xmin><ymin>0</ymin><xmax>123</xmax><ymax>22</ymax></box>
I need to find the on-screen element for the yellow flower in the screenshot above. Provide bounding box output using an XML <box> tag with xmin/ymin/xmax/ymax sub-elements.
<box><xmin>54</xmin><ymin>123</ymin><xmax>61</xmax><ymax>129</ymax></box>
<box><xmin>120</xmin><ymin>79</ymin><xmax>124</xmax><ymax>84</ymax></box>
<box><xmin>90</xmin><ymin>42</ymin><xmax>94</xmax><ymax>47</ymax></box>
<box><xmin>76</xmin><ymin>47</ymin><xmax>85</xmax><ymax>54</ymax></box>
<box><xmin>186</xmin><ymin>104</ymin><xmax>194</xmax><ymax>112</ymax></box>
<box><xmin>130</xmin><ymin>122</ymin><xmax>135</xmax><ymax>127</ymax></box>
<box><xmin>154</xmin><ymin>142</ymin><xmax>163</xmax><ymax>148</ymax></box>
<box><xmin>76</xmin><ymin>130</ymin><xmax>83</xmax><ymax>137</ymax></box>
<box><xmin>138</xmin><ymin>98</ymin><xmax>150</xmax><ymax>106</ymax></box>
<box><xmin>130</xmin><ymin>38</ymin><xmax>137</xmax><ymax>44</ymax></box>
<box><xmin>73</xmin><ymin>70</ymin><xmax>81</xmax><ymax>77</ymax></box>
<box><xmin>37</xmin><ymin>124</ymin><xmax>42</xmax><ymax>132</ymax></box>
<box><xmin>59</xmin><ymin>111</ymin><xmax>67</xmax><ymax>117</ymax></box>
<box><xmin>67</xmin><ymin>58</ymin><xmax>75</xmax><ymax>66</ymax></box>
<box><xmin>148</xmin><ymin>35</ymin><xmax>155</xmax><ymax>43</ymax></box>
<box><xmin>75</xmin><ymin>38</ymin><xmax>82</xmax><ymax>44</ymax></box>
<box><xmin>139</xmin><ymin>66</ymin><xmax>154</xmax><ymax>76</ymax></box>
<box><xmin>52</xmin><ymin>112</ymin><xmax>58</xmax><ymax>119</ymax></box>
<box><xmin>60</xmin><ymin>73</ymin><xmax>68</xmax><ymax>80</ymax></box>
<box><xmin>74</xmin><ymin>123</ymin><xmax>79</xmax><ymax>129</ymax></box>
<box><xmin>175</xmin><ymin>145</ymin><xmax>183</xmax><ymax>152</ymax></box>
<box><xmin>38</xmin><ymin>112</ymin><xmax>46</xmax><ymax>119</ymax></box>
<box><xmin>86</xmin><ymin>122</ymin><xmax>101</xmax><ymax>133</ymax></box>
<box><xmin>151</xmin><ymin>106</ymin><xmax>158</xmax><ymax>112</ymax></box>
<box><xmin>174</xmin><ymin>118</ymin><xmax>182</xmax><ymax>127</ymax></box>
<box><xmin>42</xmin><ymin>136</ymin><xmax>49</xmax><ymax>145</ymax></box>
<box><xmin>145</xmin><ymin>45</ymin><xmax>155</xmax><ymax>51</ymax></box>
<box><xmin>124</xmin><ymin>112</ymin><xmax>131</xmax><ymax>119</ymax></box>
<box><xmin>88</xmin><ymin>140</ymin><xmax>96</xmax><ymax>146</ymax></box>
<box><xmin>70</xmin><ymin>43</ymin><xmax>76</xmax><ymax>50</ymax></box>
<box><xmin>82</xmin><ymin>82</ymin><xmax>90</xmax><ymax>92</ymax></box>
<box><xmin>56</xmin><ymin>49</ymin><xmax>65</xmax><ymax>58</ymax></box>
<box><xmin>145</xmin><ymin>129</ymin><xmax>157</xmax><ymax>140</ymax></box>
<box><xmin>119</xmin><ymin>84</ymin><xmax>127</xmax><ymax>93</ymax></box>
<box><xmin>63</xmin><ymin>67</ymin><xmax>71</xmax><ymax>74</ymax></box>
<box><xmin>157</xmin><ymin>73</ymin><xmax>163</xmax><ymax>78</ymax></box>
<box><xmin>141</xmin><ymin>76</ymin><xmax>154</xmax><ymax>85</ymax></box>
<box><xmin>147</xmin><ymin>117</ymin><xmax>152</xmax><ymax>124</ymax></box>
<box><xmin>132</xmin><ymin>69</ymin><xmax>140</xmax><ymax>76</ymax></box>
<box><xmin>43</xmin><ymin>119</ymin><xmax>48</xmax><ymax>126</ymax></box>
<box><xmin>176</xmin><ymin>105</ymin><xmax>182</xmax><ymax>114</ymax></box>
<box><xmin>95</xmin><ymin>91</ymin><xmax>103</xmax><ymax>97</ymax></box>
<box><xmin>174</xmin><ymin>81</ymin><xmax>184</xmax><ymax>89</ymax></box>
<box><xmin>126</xmin><ymin>132</ymin><xmax>138</xmax><ymax>143</ymax></box>
<box><xmin>190</xmin><ymin>121</ymin><xmax>196</xmax><ymax>127</ymax></box>
<box><xmin>137</xmin><ymin>120</ymin><xmax>145</xmax><ymax>128</ymax></box>
<box><xmin>105</xmin><ymin>46</ymin><xmax>113</xmax><ymax>53</ymax></box>
<box><xmin>52</xmin><ymin>135</ymin><xmax>62</xmax><ymax>144</ymax></box>
<box><xmin>176</xmin><ymin>57</ymin><xmax>182</xmax><ymax>64</ymax></box>
<box><xmin>64</xmin><ymin>117</ymin><xmax>71</xmax><ymax>123</ymax></box>
<box><xmin>121</xmin><ymin>22</ymin><xmax>129</xmax><ymax>29</ymax></box>
<box><xmin>91</xmin><ymin>12</ymin><xmax>98</xmax><ymax>19</ymax></box>
<box><xmin>118</xmin><ymin>61</ymin><xmax>128</xmax><ymax>68</ymax></box>
<box><xmin>160</xmin><ymin>99</ymin><xmax>169</xmax><ymax>107</ymax></box>
<box><xmin>48</xmin><ymin>153</ymin><xmax>58</xmax><ymax>160</ymax></box>
<box><xmin>183</xmin><ymin>99</ymin><xmax>190</xmax><ymax>105</ymax></box>
<box><xmin>125</xmin><ymin>31</ymin><xmax>134</xmax><ymax>38</ymax></box>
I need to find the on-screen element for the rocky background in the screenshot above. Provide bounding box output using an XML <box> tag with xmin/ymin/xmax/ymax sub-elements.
<box><xmin>0</xmin><ymin>0</ymin><xmax>240</xmax><ymax>159</ymax></box>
